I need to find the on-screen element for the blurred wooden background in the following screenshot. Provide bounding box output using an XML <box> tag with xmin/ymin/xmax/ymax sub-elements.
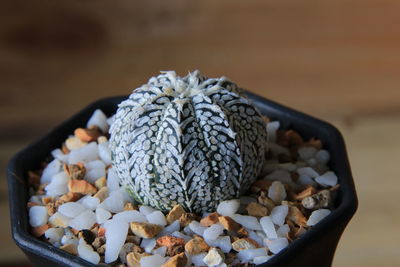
<box><xmin>1</xmin><ymin>0</ymin><xmax>400</xmax><ymax>266</ymax></box>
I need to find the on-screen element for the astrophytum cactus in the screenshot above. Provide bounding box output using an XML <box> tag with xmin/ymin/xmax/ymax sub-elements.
<box><xmin>110</xmin><ymin>71</ymin><xmax>267</xmax><ymax>213</ymax></box>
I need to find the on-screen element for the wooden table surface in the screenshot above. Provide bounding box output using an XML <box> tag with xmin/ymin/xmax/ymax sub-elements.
<box><xmin>1</xmin><ymin>0</ymin><xmax>400</xmax><ymax>266</ymax></box>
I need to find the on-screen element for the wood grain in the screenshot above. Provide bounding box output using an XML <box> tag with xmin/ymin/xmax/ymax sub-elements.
<box><xmin>1</xmin><ymin>0</ymin><xmax>400</xmax><ymax>266</ymax></box>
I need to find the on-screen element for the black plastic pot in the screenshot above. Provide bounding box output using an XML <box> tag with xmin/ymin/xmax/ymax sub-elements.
<box><xmin>7</xmin><ymin>92</ymin><xmax>357</xmax><ymax>267</ymax></box>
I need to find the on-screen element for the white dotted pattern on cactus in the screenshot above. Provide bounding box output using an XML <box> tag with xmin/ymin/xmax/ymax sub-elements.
<box><xmin>110</xmin><ymin>71</ymin><xmax>267</xmax><ymax>213</ymax></box>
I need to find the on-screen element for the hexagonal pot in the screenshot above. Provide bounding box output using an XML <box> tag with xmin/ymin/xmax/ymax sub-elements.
<box><xmin>7</xmin><ymin>92</ymin><xmax>357</xmax><ymax>267</ymax></box>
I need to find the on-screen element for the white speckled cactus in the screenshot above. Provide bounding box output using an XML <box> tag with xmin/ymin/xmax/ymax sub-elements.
<box><xmin>110</xmin><ymin>71</ymin><xmax>267</xmax><ymax>213</ymax></box>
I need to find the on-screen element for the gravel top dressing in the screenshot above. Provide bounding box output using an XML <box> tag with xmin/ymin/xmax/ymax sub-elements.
<box><xmin>27</xmin><ymin>71</ymin><xmax>339</xmax><ymax>267</ymax></box>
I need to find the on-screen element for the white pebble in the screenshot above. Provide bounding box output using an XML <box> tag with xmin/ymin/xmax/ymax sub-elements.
<box><xmin>58</xmin><ymin>202</ymin><xmax>86</xmax><ymax>218</ymax></box>
<box><xmin>51</xmin><ymin>149</ymin><xmax>69</xmax><ymax>163</ymax></box>
<box><xmin>203</xmin><ymin>223</ymin><xmax>224</xmax><ymax>240</ymax></box>
<box><xmin>104</xmin><ymin>219</ymin><xmax>129</xmax><ymax>263</ymax></box>
<box><xmin>266</xmin><ymin>121</ymin><xmax>280</xmax><ymax>143</ymax></box>
<box><xmin>107</xmin><ymin>115</ymin><xmax>115</xmax><ymax>127</ymax></box>
<box><xmin>189</xmin><ymin>221</ymin><xmax>207</xmax><ymax>236</ymax></box>
<box><xmin>140</xmin><ymin>254</ymin><xmax>166</xmax><ymax>267</ymax></box>
<box><xmin>84</xmin><ymin>160</ymin><xmax>106</xmax><ymax>183</ymax></box>
<box><xmin>265</xmin><ymin>237</ymin><xmax>289</xmax><ymax>254</ymax></box>
<box><xmin>80</xmin><ymin>196</ymin><xmax>100</xmax><ymax>210</ymax></box>
<box><xmin>217</xmin><ymin>199</ymin><xmax>240</xmax><ymax>216</ymax></box>
<box><xmin>247</xmin><ymin>231</ymin><xmax>264</xmax><ymax>247</ymax></box>
<box><xmin>297</xmin><ymin>167</ymin><xmax>319</xmax><ymax>178</ymax></box>
<box><xmin>253</xmin><ymin>255</ymin><xmax>272</xmax><ymax>264</ymax></box>
<box><xmin>205</xmin><ymin>236</ymin><xmax>232</xmax><ymax>253</ymax></box>
<box><xmin>141</xmin><ymin>238</ymin><xmax>157</xmax><ymax>253</ymax></box>
<box><xmin>298</xmin><ymin>146</ymin><xmax>317</xmax><ymax>160</ymax></box>
<box><xmin>160</xmin><ymin>220</ymin><xmax>180</xmax><ymax>235</ymax></box>
<box><xmin>44</xmin><ymin>172</ymin><xmax>69</xmax><ymax>196</ymax></box>
<box><xmin>95</xmin><ymin>208</ymin><xmax>111</xmax><ymax>224</ymax></box>
<box><xmin>29</xmin><ymin>206</ymin><xmax>48</xmax><ymax>227</ymax></box>
<box><xmin>315</xmin><ymin>171</ymin><xmax>338</xmax><ymax>187</ymax></box>
<box><xmin>41</xmin><ymin>159</ymin><xmax>62</xmax><ymax>184</ymax></box>
<box><xmin>231</xmin><ymin>214</ymin><xmax>262</xmax><ymax>231</ymax></box>
<box><xmin>45</xmin><ymin>227</ymin><xmax>64</xmax><ymax>244</ymax></box>
<box><xmin>171</xmin><ymin>231</ymin><xmax>192</xmax><ymax>243</ymax></box>
<box><xmin>49</xmin><ymin>212</ymin><xmax>70</xmax><ymax>227</ymax></box>
<box><xmin>277</xmin><ymin>224</ymin><xmax>290</xmax><ymax>237</ymax></box>
<box><xmin>152</xmin><ymin>246</ymin><xmax>167</xmax><ymax>257</ymax></box>
<box><xmin>113</xmin><ymin>210</ymin><xmax>147</xmax><ymax>223</ymax></box>
<box><xmin>100</xmin><ymin>190</ymin><xmax>125</xmax><ymax>213</ymax></box>
<box><xmin>106</xmin><ymin>168</ymin><xmax>120</xmax><ymax>192</ymax></box>
<box><xmin>98</xmin><ymin>141</ymin><xmax>112</xmax><ymax>165</ymax></box>
<box><xmin>316</xmin><ymin>149</ymin><xmax>330</xmax><ymax>164</ymax></box>
<box><xmin>68</xmin><ymin>210</ymin><xmax>96</xmax><ymax>230</ymax></box>
<box><xmin>191</xmin><ymin>253</ymin><xmax>207</xmax><ymax>266</ymax></box>
<box><xmin>268</xmin><ymin>181</ymin><xmax>287</xmax><ymax>203</ymax></box>
<box><xmin>68</xmin><ymin>142</ymin><xmax>99</xmax><ymax>164</ymax></box>
<box><xmin>139</xmin><ymin>205</ymin><xmax>157</xmax><ymax>216</ymax></box>
<box><xmin>297</xmin><ymin>174</ymin><xmax>316</xmax><ymax>186</ymax></box>
<box><xmin>265</xmin><ymin>170</ymin><xmax>292</xmax><ymax>184</ymax></box>
<box><xmin>203</xmin><ymin>248</ymin><xmax>225</xmax><ymax>267</ymax></box>
<box><xmin>78</xmin><ymin>239</ymin><xmax>100</xmax><ymax>265</ymax></box>
<box><xmin>307</xmin><ymin>209</ymin><xmax>331</xmax><ymax>226</ymax></box>
<box><xmin>270</xmin><ymin>205</ymin><xmax>289</xmax><ymax>226</ymax></box>
<box><xmin>61</xmin><ymin>233</ymin><xmax>79</xmax><ymax>246</ymax></box>
<box><xmin>260</xmin><ymin>216</ymin><xmax>277</xmax><ymax>239</ymax></box>
<box><xmin>183</xmin><ymin>225</ymin><xmax>195</xmax><ymax>236</ymax></box>
<box><xmin>87</xmin><ymin>109</ymin><xmax>109</xmax><ymax>133</ymax></box>
<box><xmin>146</xmin><ymin>210</ymin><xmax>167</xmax><ymax>226</ymax></box>
<box><xmin>237</xmin><ymin>248</ymin><xmax>268</xmax><ymax>263</ymax></box>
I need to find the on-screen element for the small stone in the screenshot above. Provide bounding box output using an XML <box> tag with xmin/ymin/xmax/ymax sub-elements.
<box><xmin>268</xmin><ymin>181</ymin><xmax>287</xmax><ymax>204</ymax></box>
<box><xmin>59</xmin><ymin>192</ymin><xmax>82</xmax><ymax>202</ymax></box>
<box><xmin>232</xmin><ymin>238</ymin><xmax>260</xmax><ymax>251</ymax></box>
<box><xmin>129</xmin><ymin>222</ymin><xmax>163</xmax><ymax>238</ymax></box>
<box><xmin>179</xmin><ymin>213</ymin><xmax>200</xmax><ymax>227</ymax></box>
<box><xmin>48</xmin><ymin>212</ymin><xmax>70</xmax><ymax>227</ymax></box>
<box><xmin>60</xmin><ymin>243</ymin><xmax>78</xmax><ymax>255</ymax></box>
<box><xmin>65</xmin><ymin>136</ymin><xmax>87</xmax><ymax>151</ymax></box>
<box><xmin>64</xmin><ymin>163</ymin><xmax>86</xmax><ymax>180</ymax></box>
<box><xmin>68</xmin><ymin>179</ymin><xmax>97</xmax><ymax>195</ymax></box>
<box><xmin>203</xmin><ymin>223</ymin><xmax>224</xmax><ymax>241</ymax></box>
<box><xmin>237</xmin><ymin>248</ymin><xmax>268</xmax><ymax>263</ymax></box>
<box><xmin>166</xmin><ymin>205</ymin><xmax>186</xmax><ymax>224</ymax></box>
<box><xmin>92</xmin><ymin>237</ymin><xmax>105</xmax><ymax>249</ymax></box>
<box><xmin>79</xmin><ymin>229</ymin><xmax>96</xmax><ymax>244</ymax></box>
<box><xmin>75</xmin><ymin>127</ymin><xmax>101</xmax><ymax>143</ymax></box>
<box><xmin>29</xmin><ymin>206</ymin><xmax>48</xmax><ymax>227</ymax></box>
<box><xmin>302</xmin><ymin>190</ymin><xmax>332</xmax><ymax>210</ymax></box>
<box><xmin>287</xmin><ymin>206</ymin><xmax>308</xmax><ymax>227</ymax></box>
<box><xmin>94</xmin><ymin>187</ymin><xmax>109</xmax><ymax>202</ymax></box>
<box><xmin>157</xmin><ymin>235</ymin><xmax>186</xmax><ymax>248</ymax></box>
<box><xmin>161</xmin><ymin>252</ymin><xmax>187</xmax><ymax>267</ymax></box>
<box><xmin>217</xmin><ymin>199</ymin><xmax>240</xmax><ymax>216</ymax></box>
<box><xmin>294</xmin><ymin>186</ymin><xmax>317</xmax><ymax>200</ymax></box>
<box><xmin>185</xmin><ymin>235</ymin><xmax>210</xmax><ymax>254</ymax></box>
<box><xmin>126</xmin><ymin>252</ymin><xmax>151</xmax><ymax>267</ymax></box>
<box><xmin>265</xmin><ymin>237</ymin><xmax>289</xmax><ymax>254</ymax></box>
<box><xmin>246</xmin><ymin>202</ymin><xmax>268</xmax><ymax>217</ymax></box>
<box><xmin>200</xmin><ymin>212</ymin><xmax>220</xmax><ymax>227</ymax></box>
<box><xmin>258</xmin><ymin>192</ymin><xmax>275</xmax><ymax>211</ymax></box>
<box><xmin>95</xmin><ymin>177</ymin><xmax>107</xmax><ymax>190</ymax></box>
<box><xmin>31</xmin><ymin>224</ymin><xmax>50</xmax><ymax>237</ymax></box>
<box><xmin>315</xmin><ymin>171</ymin><xmax>338</xmax><ymax>187</ymax></box>
<box><xmin>119</xmin><ymin>243</ymin><xmax>135</xmax><ymax>264</ymax></box>
<box><xmin>307</xmin><ymin>209</ymin><xmax>331</xmax><ymax>226</ymax></box>
<box><xmin>203</xmin><ymin>248</ymin><xmax>225</xmax><ymax>267</ymax></box>
<box><xmin>166</xmin><ymin>245</ymin><xmax>185</xmax><ymax>257</ymax></box>
<box><xmin>251</xmin><ymin>180</ymin><xmax>272</xmax><ymax>192</ymax></box>
<box><xmin>140</xmin><ymin>254</ymin><xmax>167</xmax><ymax>267</ymax></box>
<box><xmin>218</xmin><ymin>216</ymin><xmax>241</xmax><ymax>232</ymax></box>
<box><xmin>124</xmin><ymin>202</ymin><xmax>138</xmax><ymax>211</ymax></box>
<box><xmin>146</xmin><ymin>210</ymin><xmax>167</xmax><ymax>226</ymax></box>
